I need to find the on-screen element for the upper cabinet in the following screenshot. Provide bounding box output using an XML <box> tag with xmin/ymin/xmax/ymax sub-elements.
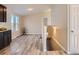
<box><xmin>0</xmin><ymin>4</ymin><xmax>7</xmax><ymax>22</ymax></box>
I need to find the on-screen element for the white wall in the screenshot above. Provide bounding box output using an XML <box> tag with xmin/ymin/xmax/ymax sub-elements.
<box><xmin>22</xmin><ymin>13</ymin><xmax>42</xmax><ymax>34</ymax></box>
<box><xmin>51</xmin><ymin>5</ymin><xmax>67</xmax><ymax>51</ymax></box>
<box><xmin>21</xmin><ymin>11</ymin><xmax>51</xmax><ymax>35</ymax></box>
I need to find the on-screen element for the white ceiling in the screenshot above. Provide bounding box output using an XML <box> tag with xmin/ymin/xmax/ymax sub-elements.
<box><xmin>4</xmin><ymin>4</ymin><xmax>52</xmax><ymax>15</ymax></box>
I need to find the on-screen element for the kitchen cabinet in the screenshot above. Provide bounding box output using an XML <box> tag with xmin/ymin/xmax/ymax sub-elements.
<box><xmin>3</xmin><ymin>30</ymin><xmax>11</xmax><ymax>47</ymax></box>
<box><xmin>0</xmin><ymin>32</ymin><xmax>4</xmax><ymax>49</ymax></box>
<box><xmin>0</xmin><ymin>4</ymin><xmax>7</xmax><ymax>22</ymax></box>
<box><xmin>0</xmin><ymin>30</ymin><xmax>11</xmax><ymax>50</ymax></box>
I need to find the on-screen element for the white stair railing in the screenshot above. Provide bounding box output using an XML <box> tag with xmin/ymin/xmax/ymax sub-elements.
<box><xmin>42</xmin><ymin>26</ymin><xmax>48</xmax><ymax>52</ymax></box>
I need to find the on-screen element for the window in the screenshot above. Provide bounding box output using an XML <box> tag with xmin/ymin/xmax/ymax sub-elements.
<box><xmin>11</xmin><ymin>15</ymin><xmax>19</xmax><ymax>32</ymax></box>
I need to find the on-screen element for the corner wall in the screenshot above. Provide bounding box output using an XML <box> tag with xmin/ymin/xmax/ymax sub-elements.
<box><xmin>51</xmin><ymin>4</ymin><xmax>67</xmax><ymax>51</ymax></box>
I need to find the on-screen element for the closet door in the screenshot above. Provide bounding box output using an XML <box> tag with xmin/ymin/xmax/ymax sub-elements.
<box><xmin>69</xmin><ymin>5</ymin><xmax>79</xmax><ymax>54</ymax></box>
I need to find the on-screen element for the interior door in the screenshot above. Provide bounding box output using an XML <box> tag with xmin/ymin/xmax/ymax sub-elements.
<box><xmin>69</xmin><ymin>5</ymin><xmax>79</xmax><ymax>54</ymax></box>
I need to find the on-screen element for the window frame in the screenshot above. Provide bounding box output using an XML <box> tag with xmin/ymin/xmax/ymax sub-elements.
<box><xmin>11</xmin><ymin>15</ymin><xmax>19</xmax><ymax>32</ymax></box>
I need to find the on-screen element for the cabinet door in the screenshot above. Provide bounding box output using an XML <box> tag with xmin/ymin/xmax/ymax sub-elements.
<box><xmin>7</xmin><ymin>30</ymin><xmax>11</xmax><ymax>44</ymax></box>
<box><xmin>0</xmin><ymin>32</ymin><xmax>4</xmax><ymax>49</ymax></box>
<box><xmin>3</xmin><ymin>8</ymin><xmax>6</xmax><ymax>22</ymax></box>
<box><xmin>3</xmin><ymin>31</ymin><xmax>8</xmax><ymax>47</ymax></box>
<box><xmin>0</xmin><ymin>5</ymin><xmax>6</xmax><ymax>22</ymax></box>
<box><xmin>3</xmin><ymin>30</ymin><xmax>11</xmax><ymax>47</ymax></box>
<box><xmin>0</xmin><ymin>6</ymin><xmax>4</xmax><ymax>22</ymax></box>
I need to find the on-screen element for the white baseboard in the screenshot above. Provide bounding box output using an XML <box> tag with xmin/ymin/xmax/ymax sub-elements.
<box><xmin>26</xmin><ymin>33</ymin><xmax>42</xmax><ymax>35</ymax></box>
<box><xmin>52</xmin><ymin>36</ymin><xmax>68</xmax><ymax>53</ymax></box>
<box><xmin>12</xmin><ymin>34</ymin><xmax>22</xmax><ymax>40</ymax></box>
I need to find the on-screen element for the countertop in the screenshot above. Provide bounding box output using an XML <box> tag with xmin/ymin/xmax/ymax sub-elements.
<box><xmin>0</xmin><ymin>30</ymin><xmax>10</xmax><ymax>32</ymax></box>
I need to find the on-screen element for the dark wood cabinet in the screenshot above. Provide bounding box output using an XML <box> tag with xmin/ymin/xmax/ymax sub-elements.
<box><xmin>0</xmin><ymin>30</ymin><xmax>11</xmax><ymax>50</ymax></box>
<box><xmin>3</xmin><ymin>30</ymin><xmax>11</xmax><ymax>47</ymax></box>
<box><xmin>0</xmin><ymin>32</ymin><xmax>4</xmax><ymax>49</ymax></box>
<box><xmin>0</xmin><ymin>4</ymin><xmax>7</xmax><ymax>22</ymax></box>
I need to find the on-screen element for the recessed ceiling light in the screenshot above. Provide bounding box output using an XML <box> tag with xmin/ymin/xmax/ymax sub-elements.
<box><xmin>27</xmin><ymin>8</ymin><xmax>33</xmax><ymax>11</ymax></box>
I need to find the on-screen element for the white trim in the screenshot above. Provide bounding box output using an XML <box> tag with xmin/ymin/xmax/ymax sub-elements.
<box><xmin>52</xmin><ymin>36</ymin><xmax>68</xmax><ymax>53</ymax></box>
<box><xmin>67</xmin><ymin>5</ymin><xmax>70</xmax><ymax>54</ymax></box>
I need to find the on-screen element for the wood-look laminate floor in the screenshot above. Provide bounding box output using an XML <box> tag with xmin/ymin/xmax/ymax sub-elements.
<box><xmin>0</xmin><ymin>34</ymin><xmax>65</xmax><ymax>55</ymax></box>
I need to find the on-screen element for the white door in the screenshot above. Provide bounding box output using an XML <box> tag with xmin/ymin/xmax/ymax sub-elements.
<box><xmin>69</xmin><ymin>5</ymin><xmax>79</xmax><ymax>54</ymax></box>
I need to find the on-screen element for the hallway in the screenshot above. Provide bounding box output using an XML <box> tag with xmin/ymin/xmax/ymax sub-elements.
<box><xmin>0</xmin><ymin>35</ymin><xmax>65</xmax><ymax>55</ymax></box>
